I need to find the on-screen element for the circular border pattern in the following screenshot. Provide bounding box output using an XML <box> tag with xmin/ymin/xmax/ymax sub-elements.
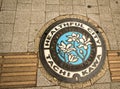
<box><xmin>50</xmin><ymin>27</ymin><xmax>96</xmax><ymax>70</ymax></box>
<box><xmin>35</xmin><ymin>14</ymin><xmax>110</xmax><ymax>88</ymax></box>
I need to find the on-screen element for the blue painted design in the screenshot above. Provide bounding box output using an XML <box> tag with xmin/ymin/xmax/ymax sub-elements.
<box><xmin>56</xmin><ymin>32</ymin><xmax>91</xmax><ymax>65</ymax></box>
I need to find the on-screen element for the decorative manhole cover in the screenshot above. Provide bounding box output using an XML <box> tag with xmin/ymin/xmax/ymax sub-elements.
<box><xmin>39</xmin><ymin>15</ymin><xmax>106</xmax><ymax>83</ymax></box>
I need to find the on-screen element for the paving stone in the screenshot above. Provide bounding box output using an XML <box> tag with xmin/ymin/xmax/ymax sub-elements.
<box><xmin>0</xmin><ymin>0</ymin><xmax>2</xmax><ymax>8</ymax></box>
<box><xmin>17</xmin><ymin>3</ymin><xmax>31</xmax><ymax>11</ymax></box>
<box><xmin>106</xmin><ymin>32</ymin><xmax>119</xmax><ymax>50</ymax></box>
<box><xmin>60</xmin><ymin>87</ymin><xmax>70</xmax><ymax>89</ymax></box>
<box><xmin>31</xmin><ymin>11</ymin><xmax>45</xmax><ymax>24</ymax></box>
<box><xmin>29</xmin><ymin>24</ymin><xmax>43</xmax><ymax>42</ymax></box>
<box><xmin>111</xmin><ymin>8</ymin><xmax>120</xmax><ymax>14</ymax></box>
<box><xmin>110</xmin><ymin>0</ymin><xmax>119</xmax><ymax>10</ymax></box>
<box><xmin>99</xmin><ymin>6</ymin><xmax>111</xmax><ymax>14</ymax></box>
<box><xmin>118</xmin><ymin>41</ymin><xmax>120</xmax><ymax>50</ymax></box>
<box><xmin>93</xmin><ymin>84</ymin><xmax>110</xmax><ymax>89</ymax></box>
<box><xmin>60</xmin><ymin>5</ymin><xmax>72</xmax><ymax>15</ymax></box>
<box><xmin>14</xmin><ymin>11</ymin><xmax>30</xmax><ymax>32</ymax></box>
<box><xmin>86</xmin><ymin>6</ymin><xmax>99</xmax><ymax>14</ymax></box>
<box><xmin>18</xmin><ymin>0</ymin><xmax>32</xmax><ymax>3</ymax></box>
<box><xmin>111</xmin><ymin>82</ymin><xmax>120</xmax><ymax>89</ymax></box>
<box><xmin>87</xmin><ymin>13</ymin><xmax>101</xmax><ymax>26</ymax></box>
<box><xmin>46</xmin><ymin>12</ymin><xmax>59</xmax><ymax>22</ymax></box>
<box><xmin>27</xmin><ymin>42</ymin><xmax>34</xmax><ymax>52</ymax></box>
<box><xmin>111</xmin><ymin>5</ymin><xmax>120</xmax><ymax>13</ymax></box>
<box><xmin>46</xmin><ymin>0</ymin><xmax>59</xmax><ymax>4</ymax></box>
<box><xmin>42</xmin><ymin>86</ymin><xmax>60</xmax><ymax>89</ymax></box>
<box><xmin>0</xmin><ymin>24</ymin><xmax>14</xmax><ymax>42</ymax></box>
<box><xmin>106</xmin><ymin>32</ymin><xmax>117</xmax><ymax>42</ymax></box>
<box><xmin>0</xmin><ymin>11</ymin><xmax>2</xmax><ymax>23</ymax></box>
<box><xmin>83</xmin><ymin>87</ymin><xmax>92</xmax><ymax>89</ymax></box>
<box><xmin>96</xmin><ymin>70</ymin><xmax>111</xmax><ymax>83</ymax></box>
<box><xmin>90</xmin><ymin>84</ymin><xmax>95</xmax><ymax>89</ymax></box>
<box><xmin>83</xmin><ymin>85</ymin><xmax>94</xmax><ymax>89</ymax></box>
<box><xmin>0</xmin><ymin>43</ymin><xmax>11</xmax><ymax>53</ymax></box>
<box><xmin>112</xmin><ymin>14</ymin><xmax>120</xmax><ymax>19</ymax></box>
<box><xmin>100</xmin><ymin>14</ymin><xmax>113</xmax><ymax>22</ymax></box>
<box><xmin>46</xmin><ymin>5</ymin><xmax>59</xmax><ymax>12</ymax></box>
<box><xmin>110</xmin><ymin>43</ymin><xmax>119</xmax><ymax>50</ymax></box>
<box><xmin>14</xmin><ymin>22</ymin><xmax>30</xmax><ymax>33</ymax></box>
<box><xmin>113</xmin><ymin>28</ymin><xmax>120</xmax><ymax>41</ymax></box>
<box><xmin>15</xmin><ymin>11</ymin><xmax>31</xmax><ymax>23</ymax></box>
<box><xmin>101</xmin><ymin>22</ymin><xmax>115</xmax><ymax>33</ymax></box>
<box><xmin>113</xmin><ymin>19</ymin><xmax>120</xmax><ymax>26</ymax></box>
<box><xmin>0</xmin><ymin>29</ymin><xmax>2</xmax><ymax>41</ymax></box>
<box><xmin>73</xmin><ymin>0</ymin><xmax>85</xmax><ymax>5</ymax></box>
<box><xmin>1</xmin><ymin>0</ymin><xmax>17</xmax><ymax>11</ymax></box>
<box><xmin>60</xmin><ymin>0</ymin><xmax>72</xmax><ymax>5</ymax></box>
<box><xmin>0</xmin><ymin>24</ymin><xmax>3</xmax><ymax>33</ymax></box>
<box><xmin>37</xmin><ymin>68</ymin><xmax>55</xmax><ymax>86</ymax></box>
<box><xmin>0</xmin><ymin>11</ymin><xmax>15</xmax><ymax>23</ymax></box>
<box><xmin>115</xmin><ymin>25</ymin><xmax>120</xmax><ymax>33</ymax></box>
<box><xmin>115</xmin><ymin>29</ymin><xmax>120</xmax><ymax>42</ymax></box>
<box><xmin>11</xmin><ymin>32</ymin><xmax>28</xmax><ymax>52</ymax></box>
<box><xmin>86</xmin><ymin>0</ymin><xmax>98</xmax><ymax>6</ymax></box>
<box><xmin>32</xmin><ymin>0</ymin><xmax>45</xmax><ymax>11</ymax></box>
<box><xmin>73</xmin><ymin>6</ymin><xmax>86</xmax><ymax>15</ymax></box>
<box><xmin>98</xmin><ymin>0</ymin><xmax>109</xmax><ymax>6</ymax></box>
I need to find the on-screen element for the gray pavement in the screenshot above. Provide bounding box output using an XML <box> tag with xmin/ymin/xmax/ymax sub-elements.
<box><xmin>0</xmin><ymin>0</ymin><xmax>120</xmax><ymax>89</ymax></box>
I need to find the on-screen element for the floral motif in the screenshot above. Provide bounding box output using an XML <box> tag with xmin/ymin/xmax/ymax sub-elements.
<box><xmin>67</xmin><ymin>33</ymin><xmax>80</xmax><ymax>42</ymax></box>
<box><xmin>57</xmin><ymin>32</ymin><xmax>92</xmax><ymax>65</ymax></box>
<box><xmin>68</xmin><ymin>54</ymin><xmax>78</xmax><ymax>63</ymax></box>
<box><xmin>78</xmin><ymin>35</ymin><xmax>92</xmax><ymax>49</ymax></box>
<box><xmin>59</xmin><ymin>41</ymin><xmax>76</xmax><ymax>53</ymax></box>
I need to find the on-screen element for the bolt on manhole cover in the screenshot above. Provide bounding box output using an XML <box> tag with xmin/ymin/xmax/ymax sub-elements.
<box><xmin>38</xmin><ymin>15</ymin><xmax>107</xmax><ymax>85</ymax></box>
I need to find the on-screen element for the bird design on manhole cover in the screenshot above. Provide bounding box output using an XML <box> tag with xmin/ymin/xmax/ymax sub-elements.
<box><xmin>39</xmin><ymin>17</ymin><xmax>106</xmax><ymax>83</ymax></box>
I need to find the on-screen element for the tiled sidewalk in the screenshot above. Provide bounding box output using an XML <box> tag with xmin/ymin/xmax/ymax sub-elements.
<box><xmin>0</xmin><ymin>0</ymin><xmax>120</xmax><ymax>89</ymax></box>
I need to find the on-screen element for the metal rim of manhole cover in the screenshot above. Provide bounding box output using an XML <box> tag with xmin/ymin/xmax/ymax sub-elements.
<box><xmin>36</xmin><ymin>15</ymin><xmax>109</xmax><ymax>88</ymax></box>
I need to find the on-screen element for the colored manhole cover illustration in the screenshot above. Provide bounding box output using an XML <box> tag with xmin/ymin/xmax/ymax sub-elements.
<box><xmin>39</xmin><ymin>17</ymin><xmax>106</xmax><ymax>83</ymax></box>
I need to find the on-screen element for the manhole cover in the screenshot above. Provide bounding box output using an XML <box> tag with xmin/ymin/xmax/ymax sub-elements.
<box><xmin>39</xmin><ymin>15</ymin><xmax>106</xmax><ymax>83</ymax></box>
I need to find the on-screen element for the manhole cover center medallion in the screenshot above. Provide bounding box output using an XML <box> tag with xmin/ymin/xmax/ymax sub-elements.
<box><xmin>56</xmin><ymin>31</ymin><xmax>92</xmax><ymax>65</ymax></box>
<box><xmin>39</xmin><ymin>17</ymin><xmax>106</xmax><ymax>83</ymax></box>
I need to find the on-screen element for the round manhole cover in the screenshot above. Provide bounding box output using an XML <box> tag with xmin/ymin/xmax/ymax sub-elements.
<box><xmin>39</xmin><ymin>15</ymin><xmax>106</xmax><ymax>83</ymax></box>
